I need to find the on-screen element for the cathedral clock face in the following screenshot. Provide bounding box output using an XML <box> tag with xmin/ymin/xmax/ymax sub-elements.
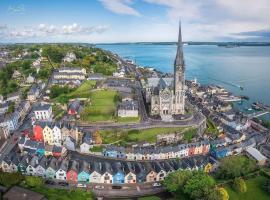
<box><xmin>162</xmin><ymin>91</ymin><xmax>170</xmax><ymax>100</ymax></box>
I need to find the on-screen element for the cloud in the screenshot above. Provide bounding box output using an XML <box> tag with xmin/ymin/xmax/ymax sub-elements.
<box><xmin>99</xmin><ymin>0</ymin><xmax>141</xmax><ymax>17</ymax></box>
<box><xmin>140</xmin><ymin>0</ymin><xmax>270</xmax><ymax>41</ymax></box>
<box><xmin>7</xmin><ymin>4</ymin><xmax>25</xmax><ymax>13</ymax></box>
<box><xmin>0</xmin><ymin>23</ymin><xmax>109</xmax><ymax>40</ymax></box>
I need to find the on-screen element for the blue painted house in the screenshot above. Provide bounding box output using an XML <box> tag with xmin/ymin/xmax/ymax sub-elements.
<box><xmin>211</xmin><ymin>146</ymin><xmax>228</xmax><ymax>159</ymax></box>
<box><xmin>78</xmin><ymin>161</ymin><xmax>90</xmax><ymax>182</ymax></box>
<box><xmin>112</xmin><ymin>162</ymin><xmax>125</xmax><ymax>184</ymax></box>
<box><xmin>103</xmin><ymin>146</ymin><xmax>126</xmax><ymax>159</ymax></box>
<box><xmin>18</xmin><ymin>155</ymin><xmax>29</xmax><ymax>175</ymax></box>
<box><xmin>36</xmin><ymin>142</ymin><xmax>45</xmax><ymax>156</ymax></box>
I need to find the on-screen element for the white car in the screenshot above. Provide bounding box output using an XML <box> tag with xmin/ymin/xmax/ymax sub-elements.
<box><xmin>152</xmin><ymin>182</ymin><xmax>162</xmax><ymax>187</ymax></box>
<box><xmin>94</xmin><ymin>185</ymin><xmax>105</xmax><ymax>189</ymax></box>
<box><xmin>77</xmin><ymin>183</ymin><xmax>87</xmax><ymax>188</ymax></box>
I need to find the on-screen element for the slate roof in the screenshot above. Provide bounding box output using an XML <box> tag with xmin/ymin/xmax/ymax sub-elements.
<box><xmin>33</xmin><ymin>104</ymin><xmax>51</xmax><ymax>111</ymax></box>
<box><xmin>59</xmin><ymin>160</ymin><xmax>69</xmax><ymax>172</ymax></box>
<box><xmin>118</xmin><ymin>100</ymin><xmax>138</xmax><ymax>111</ymax></box>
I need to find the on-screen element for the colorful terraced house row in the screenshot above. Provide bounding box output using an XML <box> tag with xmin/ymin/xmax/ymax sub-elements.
<box><xmin>1</xmin><ymin>153</ymin><xmax>212</xmax><ymax>184</ymax></box>
<box><xmin>103</xmin><ymin>140</ymin><xmax>211</xmax><ymax>161</ymax></box>
<box><xmin>103</xmin><ymin>132</ymin><xmax>266</xmax><ymax>161</ymax></box>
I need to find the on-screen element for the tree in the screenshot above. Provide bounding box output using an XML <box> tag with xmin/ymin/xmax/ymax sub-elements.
<box><xmin>233</xmin><ymin>178</ymin><xmax>247</xmax><ymax>193</ymax></box>
<box><xmin>0</xmin><ymin>172</ymin><xmax>24</xmax><ymax>187</ymax></box>
<box><xmin>217</xmin><ymin>188</ymin><xmax>229</xmax><ymax>200</ymax></box>
<box><xmin>163</xmin><ymin>170</ymin><xmax>193</xmax><ymax>194</ymax></box>
<box><xmin>183</xmin><ymin>171</ymin><xmax>216</xmax><ymax>199</ymax></box>
<box><xmin>25</xmin><ymin>176</ymin><xmax>44</xmax><ymax>187</ymax></box>
<box><xmin>42</xmin><ymin>45</ymin><xmax>64</xmax><ymax>63</ymax></box>
<box><xmin>217</xmin><ymin>156</ymin><xmax>257</xmax><ymax>179</ymax></box>
<box><xmin>93</xmin><ymin>129</ymin><xmax>102</xmax><ymax>145</ymax></box>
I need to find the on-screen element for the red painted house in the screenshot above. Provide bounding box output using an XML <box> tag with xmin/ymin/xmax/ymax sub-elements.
<box><xmin>67</xmin><ymin>160</ymin><xmax>79</xmax><ymax>182</ymax></box>
<box><xmin>33</xmin><ymin>125</ymin><xmax>43</xmax><ymax>142</ymax></box>
<box><xmin>188</xmin><ymin>144</ymin><xmax>195</xmax><ymax>156</ymax></box>
<box><xmin>68</xmin><ymin>100</ymin><xmax>80</xmax><ymax>115</ymax></box>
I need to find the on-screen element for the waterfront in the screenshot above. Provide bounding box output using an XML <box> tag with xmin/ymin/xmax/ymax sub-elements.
<box><xmin>97</xmin><ymin>44</ymin><xmax>270</xmax><ymax>119</ymax></box>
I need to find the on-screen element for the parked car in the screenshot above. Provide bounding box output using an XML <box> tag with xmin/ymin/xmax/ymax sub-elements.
<box><xmin>58</xmin><ymin>182</ymin><xmax>69</xmax><ymax>186</ymax></box>
<box><xmin>45</xmin><ymin>180</ymin><xmax>55</xmax><ymax>185</ymax></box>
<box><xmin>152</xmin><ymin>182</ymin><xmax>161</xmax><ymax>187</ymax></box>
<box><xmin>94</xmin><ymin>185</ymin><xmax>104</xmax><ymax>189</ymax></box>
<box><xmin>77</xmin><ymin>183</ymin><xmax>87</xmax><ymax>188</ymax></box>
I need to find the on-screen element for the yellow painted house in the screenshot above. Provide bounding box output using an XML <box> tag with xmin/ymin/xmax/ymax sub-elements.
<box><xmin>43</xmin><ymin>125</ymin><xmax>54</xmax><ymax>145</ymax></box>
<box><xmin>204</xmin><ymin>163</ymin><xmax>213</xmax><ymax>173</ymax></box>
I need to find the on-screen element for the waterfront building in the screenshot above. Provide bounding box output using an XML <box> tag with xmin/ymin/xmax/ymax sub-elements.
<box><xmin>89</xmin><ymin>162</ymin><xmax>102</xmax><ymax>183</ymax></box>
<box><xmin>67</xmin><ymin>160</ymin><xmax>79</xmax><ymax>182</ymax></box>
<box><xmin>112</xmin><ymin>162</ymin><xmax>125</xmax><ymax>184</ymax></box>
<box><xmin>101</xmin><ymin>162</ymin><xmax>113</xmax><ymax>184</ymax></box>
<box><xmin>78</xmin><ymin>161</ymin><xmax>90</xmax><ymax>182</ymax></box>
<box><xmin>56</xmin><ymin>159</ymin><xmax>68</xmax><ymax>180</ymax></box>
<box><xmin>35</xmin><ymin>157</ymin><xmax>47</xmax><ymax>177</ymax></box>
<box><xmin>46</xmin><ymin>158</ymin><xmax>58</xmax><ymax>179</ymax></box>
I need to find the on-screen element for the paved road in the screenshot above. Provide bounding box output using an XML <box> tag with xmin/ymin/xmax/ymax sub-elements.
<box><xmin>46</xmin><ymin>179</ymin><xmax>165</xmax><ymax>199</ymax></box>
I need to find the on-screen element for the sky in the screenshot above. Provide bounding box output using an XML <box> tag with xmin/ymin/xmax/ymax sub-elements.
<box><xmin>0</xmin><ymin>0</ymin><xmax>270</xmax><ymax>43</ymax></box>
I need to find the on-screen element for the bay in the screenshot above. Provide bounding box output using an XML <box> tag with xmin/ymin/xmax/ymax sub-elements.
<box><xmin>97</xmin><ymin>44</ymin><xmax>270</xmax><ymax>112</ymax></box>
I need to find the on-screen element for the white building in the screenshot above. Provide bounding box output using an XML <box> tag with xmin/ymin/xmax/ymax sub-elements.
<box><xmin>33</xmin><ymin>104</ymin><xmax>53</xmax><ymax>120</ymax></box>
<box><xmin>117</xmin><ymin>100</ymin><xmax>138</xmax><ymax>118</ymax></box>
<box><xmin>52</xmin><ymin>125</ymin><xmax>62</xmax><ymax>146</ymax></box>
<box><xmin>63</xmin><ymin>52</ymin><xmax>76</xmax><ymax>63</ymax></box>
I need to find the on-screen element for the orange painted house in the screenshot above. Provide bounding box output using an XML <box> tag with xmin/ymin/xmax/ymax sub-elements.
<box><xmin>33</xmin><ymin>125</ymin><xmax>43</xmax><ymax>142</ymax></box>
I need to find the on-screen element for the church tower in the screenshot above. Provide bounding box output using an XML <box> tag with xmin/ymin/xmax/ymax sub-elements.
<box><xmin>173</xmin><ymin>21</ymin><xmax>185</xmax><ymax>114</ymax></box>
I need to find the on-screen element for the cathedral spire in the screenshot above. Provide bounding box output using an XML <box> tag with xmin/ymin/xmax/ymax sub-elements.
<box><xmin>174</xmin><ymin>20</ymin><xmax>184</xmax><ymax>68</ymax></box>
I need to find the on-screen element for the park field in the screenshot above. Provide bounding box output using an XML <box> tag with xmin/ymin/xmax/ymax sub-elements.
<box><xmin>225</xmin><ymin>175</ymin><xmax>270</xmax><ymax>200</ymax></box>
<box><xmin>100</xmin><ymin>127</ymin><xmax>197</xmax><ymax>145</ymax></box>
<box><xmin>80</xmin><ymin>89</ymin><xmax>119</xmax><ymax>122</ymax></box>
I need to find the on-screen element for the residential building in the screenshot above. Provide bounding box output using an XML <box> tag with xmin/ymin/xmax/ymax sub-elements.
<box><xmin>78</xmin><ymin>161</ymin><xmax>90</xmax><ymax>182</ymax></box>
<box><xmin>67</xmin><ymin>160</ymin><xmax>79</xmax><ymax>182</ymax></box>
<box><xmin>80</xmin><ymin>132</ymin><xmax>93</xmax><ymax>153</ymax></box>
<box><xmin>56</xmin><ymin>160</ymin><xmax>68</xmax><ymax>180</ymax></box>
<box><xmin>117</xmin><ymin>100</ymin><xmax>138</xmax><ymax>118</ymax></box>
<box><xmin>33</xmin><ymin>104</ymin><xmax>53</xmax><ymax>121</ymax></box>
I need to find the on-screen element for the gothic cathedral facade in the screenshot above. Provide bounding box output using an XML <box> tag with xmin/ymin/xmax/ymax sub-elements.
<box><xmin>145</xmin><ymin>22</ymin><xmax>185</xmax><ymax>117</ymax></box>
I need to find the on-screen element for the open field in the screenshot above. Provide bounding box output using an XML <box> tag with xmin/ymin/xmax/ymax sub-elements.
<box><xmin>225</xmin><ymin>175</ymin><xmax>270</xmax><ymax>200</ymax></box>
<box><xmin>100</xmin><ymin>127</ymin><xmax>197</xmax><ymax>145</ymax></box>
<box><xmin>26</xmin><ymin>186</ymin><xmax>94</xmax><ymax>200</ymax></box>
<box><xmin>80</xmin><ymin>89</ymin><xmax>119</xmax><ymax>122</ymax></box>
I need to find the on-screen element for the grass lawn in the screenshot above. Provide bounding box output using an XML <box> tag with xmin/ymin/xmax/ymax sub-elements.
<box><xmin>100</xmin><ymin>127</ymin><xmax>197</xmax><ymax>144</ymax></box>
<box><xmin>80</xmin><ymin>89</ymin><xmax>119</xmax><ymax>122</ymax></box>
<box><xmin>206</xmin><ymin>118</ymin><xmax>219</xmax><ymax>137</ymax></box>
<box><xmin>116</xmin><ymin>116</ymin><xmax>141</xmax><ymax>123</ymax></box>
<box><xmin>28</xmin><ymin>186</ymin><xmax>94</xmax><ymax>200</ymax></box>
<box><xmin>225</xmin><ymin>175</ymin><xmax>270</xmax><ymax>200</ymax></box>
<box><xmin>90</xmin><ymin>145</ymin><xmax>104</xmax><ymax>152</ymax></box>
<box><xmin>52</xmin><ymin>104</ymin><xmax>65</xmax><ymax>120</ymax></box>
<box><xmin>54</xmin><ymin>80</ymin><xmax>96</xmax><ymax>103</ymax></box>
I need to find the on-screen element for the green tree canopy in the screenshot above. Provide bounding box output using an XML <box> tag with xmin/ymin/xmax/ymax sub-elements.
<box><xmin>216</xmin><ymin>156</ymin><xmax>257</xmax><ymax>179</ymax></box>
<box><xmin>42</xmin><ymin>45</ymin><xmax>64</xmax><ymax>63</ymax></box>
<box><xmin>233</xmin><ymin>178</ymin><xmax>247</xmax><ymax>193</ymax></box>
<box><xmin>163</xmin><ymin>170</ymin><xmax>193</xmax><ymax>193</ymax></box>
<box><xmin>0</xmin><ymin>172</ymin><xmax>24</xmax><ymax>187</ymax></box>
<box><xmin>25</xmin><ymin>176</ymin><xmax>44</xmax><ymax>188</ymax></box>
<box><xmin>183</xmin><ymin>171</ymin><xmax>216</xmax><ymax>199</ymax></box>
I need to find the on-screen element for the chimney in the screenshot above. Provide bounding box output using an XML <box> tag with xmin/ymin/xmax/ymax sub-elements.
<box><xmin>26</xmin><ymin>157</ymin><xmax>29</xmax><ymax>164</ymax></box>
<box><xmin>35</xmin><ymin>158</ymin><xmax>39</xmax><ymax>165</ymax></box>
<box><xmin>99</xmin><ymin>162</ymin><xmax>102</xmax><ymax>171</ymax></box>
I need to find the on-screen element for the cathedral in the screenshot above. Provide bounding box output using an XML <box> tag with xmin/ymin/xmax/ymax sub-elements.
<box><xmin>145</xmin><ymin>22</ymin><xmax>185</xmax><ymax>119</ymax></box>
